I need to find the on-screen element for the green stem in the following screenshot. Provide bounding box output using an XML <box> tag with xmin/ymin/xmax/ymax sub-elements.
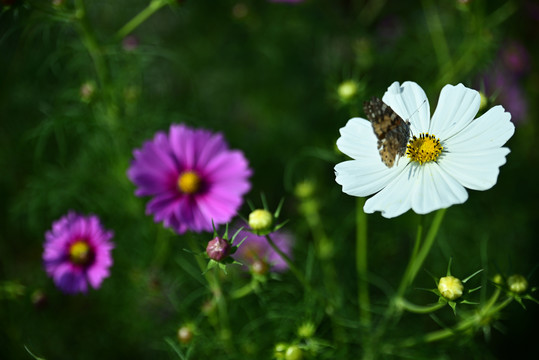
<box><xmin>356</xmin><ymin>197</ymin><xmax>370</xmax><ymax>329</ymax></box>
<box><xmin>73</xmin><ymin>0</ymin><xmax>118</xmax><ymax>127</ymax></box>
<box><xmin>186</xmin><ymin>236</ymin><xmax>234</xmax><ymax>351</ymax></box>
<box><xmin>371</xmin><ymin>209</ymin><xmax>447</xmax><ymax>355</ymax></box>
<box><xmin>396</xmin><ymin>298</ymin><xmax>446</xmax><ymax>314</ymax></box>
<box><xmin>74</xmin><ymin>0</ymin><xmax>110</xmax><ymax>89</ymax></box>
<box><xmin>395</xmin><ymin>290</ymin><xmax>512</xmax><ymax>349</ymax></box>
<box><xmin>230</xmin><ymin>281</ymin><xmax>257</xmax><ymax>300</ymax></box>
<box><xmin>265</xmin><ymin>234</ymin><xmax>311</xmax><ymax>293</ymax></box>
<box><xmin>115</xmin><ymin>0</ymin><xmax>171</xmax><ymax>41</ymax></box>
<box><xmin>421</xmin><ymin>0</ymin><xmax>453</xmax><ymax>85</ymax></box>
<box><xmin>401</xmin><ymin>208</ymin><xmax>446</xmax><ymax>293</ymax></box>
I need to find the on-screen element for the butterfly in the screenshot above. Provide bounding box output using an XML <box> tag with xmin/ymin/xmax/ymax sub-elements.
<box><xmin>363</xmin><ymin>97</ymin><xmax>411</xmax><ymax>168</ymax></box>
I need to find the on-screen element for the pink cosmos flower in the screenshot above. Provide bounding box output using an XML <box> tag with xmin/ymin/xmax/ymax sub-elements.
<box><xmin>127</xmin><ymin>124</ymin><xmax>252</xmax><ymax>234</ymax></box>
<box><xmin>234</xmin><ymin>226</ymin><xmax>294</xmax><ymax>273</ymax></box>
<box><xmin>43</xmin><ymin>212</ymin><xmax>114</xmax><ymax>294</ymax></box>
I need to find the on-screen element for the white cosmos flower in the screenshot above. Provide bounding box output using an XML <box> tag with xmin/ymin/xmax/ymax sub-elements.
<box><xmin>334</xmin><ymin>81</ymin><xmax>515</xmax><ymax>218</ymax></box>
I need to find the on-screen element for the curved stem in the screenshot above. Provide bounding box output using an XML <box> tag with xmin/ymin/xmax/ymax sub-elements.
<box><xmin>115</xmin><ymin>0</ymin><xmax>171</xmax><ymax>41</ymax></box>
<box><xmin>395</xmin><ymin>291</ymin><xmax>512</xmax><ymax>349</ymax></box>
<box><xmin>265</xmin><ymin>234</ymin><xmax>311</xmax><ymax>293</ymax></box>
<box><xmin>371</xmin><ymin>209</ymin><xmax>447</xmax><ymax>356</ymax></box>
<box><xmin>396</xmin><ymin>298</ymin><xmax>446</xmax><ymax>314</ymax></box>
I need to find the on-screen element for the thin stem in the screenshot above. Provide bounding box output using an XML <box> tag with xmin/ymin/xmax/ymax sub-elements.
<box><xmin>396</xmin><ymin>298</ymin><xmax>446</xmax><ymax>314</ymax></box>
<box><xmin>356</xmin><ymin>197</ymin><xmax>370</xmax><ymax>329</ymax></box>
<box><xmin>73</xmin><ymin>0</ymin><xmax>118</xmax><ymax>127</ymax></box>
<box><xmin>265</xmin><ymin>234</ymin><xmax>311</xmax><ymax>292</ymax></box>
<box><xmin>186</xmin><ymin>236</ymin><xmax>234</xmax><ymax>351</ymax></box>
<box><xmin>404</xmin><ymin>208</ymin><xmax>446</xmax><ymax>291</ymax></box>
<box><xmin>74</xmin><ymin>0</ymin><xmax>110</xmax><ymax>89</ymax></box>
<box><xmin>421</xmin><ymin>0</ymin><xmax>453</xmax><ymax>85</ymax></box>
<box><xmin>230</xmin><ymin>281</ymin><xmax>257</xmax><ymax>300</ymax></box>
<box><xmin>395</xmin><ymin>291</ymin><xmax>512</xmax><ymax>349</ymax></box>
<box><xmin>115</xmin><ymin>0</ymin><xmax>171</xmax><ymax>41</ymax></box>
<box><xmin>372</xmin><ymin>209</ymin><xmax>447</xmax><ymax>354</ymax></box>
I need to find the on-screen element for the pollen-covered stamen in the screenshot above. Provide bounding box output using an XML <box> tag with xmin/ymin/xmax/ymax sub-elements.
<box><xmin>406</xmin><ymin>133</ymin><xmax>443</xmax><ymax>165</ymax></box>
<box><xmin>178</xmin><ymin>170</ymin><xmax>202</xmax><ymax>194</ymax></box>
<box><xmin>69</xmin><ymin>240</ymin><xmax>93</xmax><ymax>265</ymax></box>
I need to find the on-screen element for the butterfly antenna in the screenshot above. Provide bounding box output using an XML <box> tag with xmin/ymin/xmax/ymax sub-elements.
<box><xmin>406</xmin><ymin>99</ymin><xmax>427</xmax><ymax>137</ymax></box>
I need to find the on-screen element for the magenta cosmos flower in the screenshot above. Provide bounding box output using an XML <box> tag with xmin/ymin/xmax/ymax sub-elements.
<box><xmin>43</xmin><ymin>212</ymin><xmax>114</xmax><ymax>294</ymax></box>
<box><xmin>234</xmin><ymin>226</ymin><xmax>294</xmax><ymax>274</ymax></box>
<box><xmin>127</xmin><ymin>124</ymin><xmax>252</xmax><ymax>234</ymax></box>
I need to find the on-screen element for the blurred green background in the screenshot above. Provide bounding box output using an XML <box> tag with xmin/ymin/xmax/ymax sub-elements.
<box><xmin>1</xmin><ymin>0</ymin><xmax>538</xmax><ymax>359</ymax></box>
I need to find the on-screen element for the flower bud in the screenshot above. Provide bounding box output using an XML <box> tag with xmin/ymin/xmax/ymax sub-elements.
<box><xmin>297</xmin><ymin>321</ymin><xmax>316</xmax><ymax>338</ymax></box>
<box><xmin>438</xmin><ymin>275</ymin><xmax>464</xmax><ymax>301</ymax></box>
<box><xmin>337</xmin><ymin>80</ymin><xmax>359</xmax><ymax>102</ymax></box>
<box><xmin>122</xmin><ymin>35</ymin><xmax>139</xmax><ymax>51</ymax></box>
<box><xmin>285</xmin><ymin>345</ymin><xmax>303</xmax><ymax>360</ymax></box>
<box><xmin>206</xmin><ymin>237</ymin><xmax>231</xmax><ymax>261</ymax></box>
<box><xmin>177</xmin><ymin>325</ymin><xmax>194</xmax><ymax>344</ymax></box>
<box><xmin>248</xmin><ymin>209</ymin><xmax>273</xmax><ymax>233</ymax></box>
<box><xmin>507</xmin><ymin>274</ymin><xmax>528</xmax><ymax>294</ymax></box>
<box><xmin>80</xmin><ymin>81</ymin><xmax>96</xmax><ymax>103</ymax></box>
<box><xmin>274</xmin><ymin>342</ymin><xmax>288</xmax><ymax>359</ymax></box>
<box><xmin>251</xmin><ymin>259</ymin><xmax>269</xmax><ymax>275</ymax></box>
<box><xmin>492</xmin><ymin>274</ymin><xmax>504</xmax><ymax>285</ymax></box>
<box><xmin>479</xmin><ymin>92</ymin><xmax>488</xmax><ymax>112</ymax></box>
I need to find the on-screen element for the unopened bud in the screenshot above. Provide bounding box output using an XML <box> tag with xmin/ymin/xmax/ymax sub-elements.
<box><xmin>438</xmin><ymin>275</ymin><xmax>464</xmax><ymax>301</ymax></box>
<box><xmin>337</xmin><ymin>80</ymin><xmax>359</xmax><ymax>102</ymax></box>
<box><xmin>285</xmin><ymin>345</ymin><xmax>303</xmax><ymax>360</ymax></box>
<box><xmin>248</xmin><ymin>209</ymin><xmax>273</xmax><ymax>233</ymax></box>
<box><xmin>206</xmin><ymin>237</ymin><xmax>231</xmax><ymax>261</ymax></box>
<box><xmin>80</xmin><ymin>81</ymin><xmax>96</xmax><ymax>103</ymax></box>
<box><xmin>297</xmin><ymin>321</ymin><xmax>316</xmax><ymax>338</ymax></box>
<box><xmin>251</xmin><ymin>259</ymin><xmax>269</xmax><ymax>275</ymax></box>
<box><xmin>479</xmin><ymin>92</ymin><xmax>488</xmax><ymax>111</ymax></box>
<box><xmin>177</xmin><ymin>325</ymin><xmax>194</xmax><ymax>344</ymax></box>
<box><xmin>507</xmin><ymin>274</ymin><xmax>528</xmax><ymax>294</ymax></box>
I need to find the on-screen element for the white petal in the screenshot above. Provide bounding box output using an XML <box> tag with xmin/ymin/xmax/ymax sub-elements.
<box><xmin>382</xmin><ymin>81</ymin><xmax>431</xmax><ymax>133</ymax></box>
<box><xmin>430</xmin><ymin>84</ymin><xmax>480</xmax><ymax>139</ymax></box>
<box><xmin>444</xmin><ymin>105</ymin><xmax>514</xmax><ymax>152</ymax></box>
<box><xmin>410</xmin><ymin>163</ymin><xmax>468</xmax><ymax>214</ymax></box>
<box><xmin>335</xmin><ymin>159</ymin><xmax>404</xmax><ymax>197</ymax></box>
<box><xmin>364</xmin><ymin>165</ymin><xmax>418</xmax><ymax>218</ymax></box>
<box><xmin>336</xmin><ymin>118</ymin><xmax>379</xmax><ymax>159</ymax></box>
<box><xmin>440</xmin><ymin>148</ymin><xmax>511</xmax><ymax>190</ymax></box>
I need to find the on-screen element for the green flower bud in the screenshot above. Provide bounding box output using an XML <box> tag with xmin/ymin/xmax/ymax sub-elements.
<box><xmin>248</xmin><ymin>209</ymin><xmax>273</xmax><ymax>233</ymax></box>
<box><xmin>337</xmin><ymin>80</ymin><xmax>359</xmax><ymax>102</ymax></box>
<box><xmin>507</xmin><ymin>274</ymin><xmax>528</xmax><ymax>294</ymax></box>
<box><xmin>479</xmin><ymin>91</ymin><xmax>488</xmax><ymax>111</ymax></box>
<box><xmin>492</xmin><ymin>274</ymin><xmax>504</xmax><ymax>285</ymax></box>
<box><xmin>285</xmin><ymin>345</ymin><xmax>303</xmax><ymax>360</ymax></box>
<box><xmin>297</xmin><ymin>321</ymin><xmax>316</xmax><ymax>338</ymax></box>
<box><xmin>438</xmin><ymin>275</ymin><xmax>464</xmax><ymax>301</ymax></box>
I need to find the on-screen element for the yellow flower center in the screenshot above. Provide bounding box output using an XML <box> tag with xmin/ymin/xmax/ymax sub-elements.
<box><xmin>178</xmin><ymin>171</ymin><xmax>201</xmax><ymax>194</ymax></box>
<box><xmin>69</xmin><ymin>240</ymin><xmax>92</xmax><ymax>265</ymax></box>
<box><xmin>406</xmin><ymin>133</ymin><xmax>443</xmax><ymax>165</ymax></box>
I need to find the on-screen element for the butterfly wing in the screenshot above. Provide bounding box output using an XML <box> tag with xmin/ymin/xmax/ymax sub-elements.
<box><xmin>363</xmin><ymin>97</ymin><xmax>410</xmax><ymax>168</ymax></box>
